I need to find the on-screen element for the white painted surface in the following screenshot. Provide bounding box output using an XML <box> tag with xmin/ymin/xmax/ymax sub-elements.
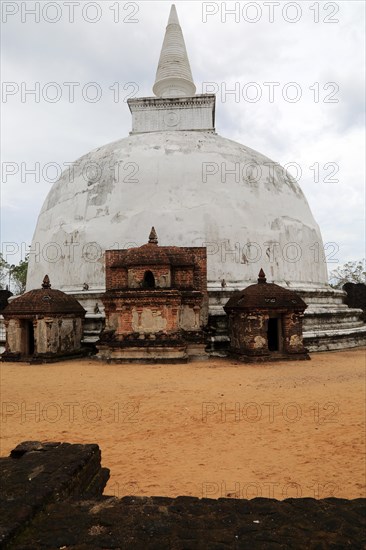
<box><xmin>153</xmin><ymin>4</ymin><xmax>196</xmax><ymax>98</ymax></box>
<box><xmin>27</xmin><ymin>130</ymin><xmax>328</xmax><ymax>292</ymax></box>
<box><xmin>128</xmin><ymin>96</ymin><xmax>215</xmax><ymax>134</ymax></box>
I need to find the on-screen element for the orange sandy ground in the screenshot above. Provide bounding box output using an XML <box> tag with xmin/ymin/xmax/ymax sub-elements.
<box><xmin>0</xmin><ymin>349</ymin><xmax>365</xmax><ymax>501</ymax></box>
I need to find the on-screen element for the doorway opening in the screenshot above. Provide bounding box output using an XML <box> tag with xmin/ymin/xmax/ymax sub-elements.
<box><xmin>21</xmin><ymin>320</ymin><xmax>35</xmax><ymax>355</ymax></box>
<box><xmin>267</xmin><ymin>317</ymin><xmax>280</xmax><ymax>352</ymax></box>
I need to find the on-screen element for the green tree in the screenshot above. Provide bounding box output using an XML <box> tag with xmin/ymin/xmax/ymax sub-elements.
<box><xmin>0</xmin><ymin>253</ymin><xmax>10</xmax><ymax>289</ymax></box>
<box><xmin>329</xmin><ymin>259</ymin><xmax>366</xmax><ymax>289</ymax></box>
<box><xmin>11</xmin><ymin>255</ymin><xmax>29</xmax><ymax>295</ymax></box>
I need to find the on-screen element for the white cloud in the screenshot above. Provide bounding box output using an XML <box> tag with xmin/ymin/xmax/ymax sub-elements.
<box><xmin>1</xmin><ymin>1</ymin><xmax>365</xmax><ymax>267</ymax></box>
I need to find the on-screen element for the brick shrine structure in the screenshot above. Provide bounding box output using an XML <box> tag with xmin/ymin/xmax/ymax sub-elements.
<box><xmin>97</xmin><ymin>228</ymin><xmax>208</xmax><ymax>362</ymax></box>
<box><xmin>1</xmin><ymin>275</ymin><xmax>86</xmax><ymax>363</ymax></box>
<box><xmin>224</xmin><ymin>269</ymin><xmax>309</xmax><ymax>362</ymax></box>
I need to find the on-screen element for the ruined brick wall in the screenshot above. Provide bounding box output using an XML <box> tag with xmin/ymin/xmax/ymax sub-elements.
<box><xmin>128</xmin><ymin>266</ymin><xmax>171</xmax><ymax>289</ymax></box>
<box><xmin>106</xmin><ymin>267</ymin><xmax>128</xmax><ymax>291</ymax></box>
<box><xmin>172</xmin><ymin>267</ymin><xmax>194</xmax><ymax>288</ymax></box>
<box><xmin>105</xmin><ymin>248</ymin><xmax>207</xmax><ymax>294</ymax></box>
<box><xmin>191</xmin><ymin>248</ymin><xmax>207</xmax><ymax>294</ymax></box>
<box><xmin>105</xmin><ymin>251</ymin><xmax>128</xmax><ymax>290</ymax></box>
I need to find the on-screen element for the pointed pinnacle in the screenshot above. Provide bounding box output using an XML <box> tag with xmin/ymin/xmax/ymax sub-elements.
<box><xmin>153</xmin><ymin>4</ymin><xmax>196</xmax><ymax>98</ymax></box>
<box><xmin>148</xmin><ymin>227</ymin><xmax>158</xmax><ymax>245</ymax></box>
<box><xmin>42</xmin><ymin>275</ymin><xmax>51</xmax><ymax>289</ymax></box>
<box><xmin>258</xmin><ymin>269</ymin><xmax>267</xmax><ymax>283</ymax></box>
<box><xmin>168</xmin><ymin>4</ymin><xmax>179</xmax><ymax>25</ymax></box>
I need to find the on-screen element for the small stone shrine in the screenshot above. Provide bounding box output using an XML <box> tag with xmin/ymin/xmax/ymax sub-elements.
<box><xmin>97</xmin><ymin>228</ymin><xmax>208</xmax><ymax>362</ymax></box>
<box><xmin>1</xmin><ymin>275</ymin><xmax>86</xmax><ymax>363</ymax></box>
<box><xmin>224</xmin><ymin>269</ymin><xmax>309</xmax><ymax>362</ymax></box>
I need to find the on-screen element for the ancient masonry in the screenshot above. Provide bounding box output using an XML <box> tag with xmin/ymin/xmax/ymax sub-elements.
<box><xmin>98</xmin><ymin>228</ymin><xmax>208</xmax><ymax>362</ymax></box>
<box><xmin>2</xmin><ymin>276</ymin><xmax>86</xmax><ymax>363</ymax></box>
<box><xmin>224</xmin><ymin>269</ymin><xmax>309</xmax><ymax>362</ymax></box>
<box><xmin>1</xmin><ymin>441</ymin><xmax>365</xmax><ymax>548</ymax></box>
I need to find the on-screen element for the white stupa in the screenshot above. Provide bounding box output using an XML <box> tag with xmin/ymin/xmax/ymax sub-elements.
<box><xmin>27</xmin><ymin>5</ymin><xmax>365</xmax><ymax>350</ymax></box>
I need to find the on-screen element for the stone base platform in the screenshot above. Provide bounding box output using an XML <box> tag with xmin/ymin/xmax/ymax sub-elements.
<box><xmin>97</xmin><ymin>345</ymin><xmax>189</xmax><ymax>363</ymax></box>
<box><xmin>1</xmin><ymin>441</ymin><xmax>365</xmax><ymax>549</ymax></box>
<box><xmin>227</xmin><ymin>350</ymin><xmax>311</xmax><ymax>363</ymax></box>
<box><xmin>96</xmin><ymin>334</ymin><xmax>208</xmax><ymax>363</ymax></box>
<box><xmin>1</xmin><ymin>349</ymin><xmax>90</xmax><ymax>364</ymax></box>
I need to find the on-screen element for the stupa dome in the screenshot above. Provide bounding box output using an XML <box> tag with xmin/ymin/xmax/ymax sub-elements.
<box><xmin>27</xmin><ymin>129</ymin><xmax>327</xmax><ymax>292</ymax></box>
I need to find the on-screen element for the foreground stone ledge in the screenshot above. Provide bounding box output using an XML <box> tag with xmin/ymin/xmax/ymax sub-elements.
<box><xmin>14</xmin><ymin>496</ymin><xmax>366</xmax><ymax>549</ymax></box>
<box><xmin>1</xmin><ymin>442</ymin><xmax>365</xmax><ymax>549</ymax></box>
<box><xmin>0</xmin><ymin>441</ymin><xmax>110</xmax><ymax>547</ymax></box>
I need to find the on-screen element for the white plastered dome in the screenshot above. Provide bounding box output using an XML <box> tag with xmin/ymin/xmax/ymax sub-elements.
<box><xmin>27</xmin><ymin>130</ymin><xmax>328</xmax><ymax>292</ymax></box>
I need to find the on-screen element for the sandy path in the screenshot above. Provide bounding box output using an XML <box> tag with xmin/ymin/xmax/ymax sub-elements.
<box><xmin>1</xmin><ymin>349</ymin><xmax>365</xmax><ymax>500</ymax></box>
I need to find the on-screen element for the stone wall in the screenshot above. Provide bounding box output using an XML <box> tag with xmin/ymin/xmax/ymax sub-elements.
<box><xmin>0</xmin><ymin>441</ymin><xmax>109</xmax><ymax>548</ymax></box>
<box><xmin>4</xmin><ymin>319</ymin><xmax>24</xmax><ymax>355</ymax></box>
<box><xmin>34</xmin><ymin>317</ymin><xmax>84</xmax><ymax>354</ymax></box>
<box><xmin>1</xmin><ymin>441</ymin><xmax>365</xmax><ymax>549</ymax></box>
<box><xmin>4</xmin><ymin>317</ymin><xmax>84</xmax><ymax>357</ymax></box>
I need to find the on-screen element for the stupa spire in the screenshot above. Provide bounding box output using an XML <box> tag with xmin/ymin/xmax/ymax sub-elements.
<box><xmin>153</xmin><ymin>4</ymin><xmax>196</xmax><ymax>98</ymax></box>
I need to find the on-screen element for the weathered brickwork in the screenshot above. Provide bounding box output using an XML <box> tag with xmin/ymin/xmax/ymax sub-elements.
<box><xmin>224</xmin><ymin>270</ymin><xmax>309</xmax><ymax>362</ymax></box>
<box><xmin>98</xmin><ymin>229</ymin><xmax>208</xmax><ymax>362</ymax></box>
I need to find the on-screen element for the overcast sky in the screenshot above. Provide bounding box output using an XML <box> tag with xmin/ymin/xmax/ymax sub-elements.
<box><xmin>1</xmin><ymin>0</ymin><xmax>365</xmax><ymax>271</ymax></box>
